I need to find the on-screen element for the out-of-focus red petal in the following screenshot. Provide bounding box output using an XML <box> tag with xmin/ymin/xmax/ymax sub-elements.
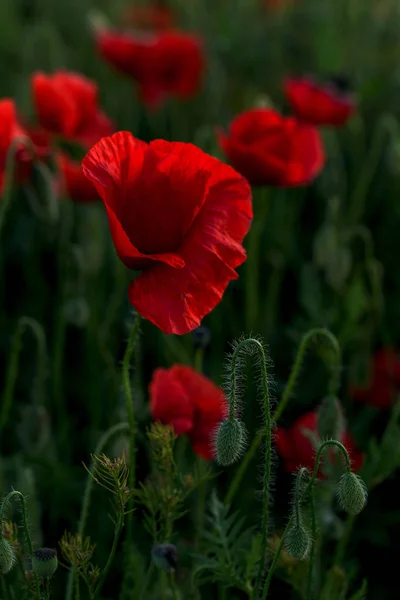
<box><xmin>58</xmin><ymin>153</ymin><xmax>98</xmax><ymax>202</ymax></box>
<box><xmin>74</xmin><ymin>110</ymin><xmax>114</xmax><ymax>148</ymax></box>
<box><xmin>149</xmin><ymin>367</ymin><xmax>194</xmax><ymax>435</ymax></box>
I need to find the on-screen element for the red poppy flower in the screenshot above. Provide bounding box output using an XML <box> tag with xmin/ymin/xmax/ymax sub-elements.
<box><xmin>217</xmin><ymin>108</ymin><xmax>324</xmax><ymax>187</ymax></box>
<box><xmin>26</xmin><ymin>125</ymin><xmax>53</xmax><ymax>163</ymax></box>
<box><xmin>82</xmin><ymin>131</ymin><xmax>252</xmax><ymax>334</ymax></box>
<box><xmin>32</xmin><ymin>70</ymin><xmax>114</xmax><ymax>147</ymax></box>
<box><xmin>149</xmin><ymin>365</ymin><xmax>228</xmax><ymax>460</ymax></box>
<box><xmin>0</xmin><ymin>99</ymin><xmax>32</xmax><ymax>193</ymax></box>
<box><xmin>57</xmin><ymin>153</ymin><xmax>98</xmax><ymax>202</ymax></box>
<box><xmin>284</xmin><ymin>76</ymin><xmax>355</xmax><ymax>126</ymax></box>
<box><xmin>96</xmin><ymin>28</ymin><xmax>204</xmax><ymax>108</ymax></box>
<box><xmin>275</xmin><ymin>410</ymin><xmax>363</xmax><ymax>474</ymax></box>
<box><xmin>350</xmin><ymin>348</ymin><xmax>400</xmax><ymax>409</ymax></box>
<box><xmin>123</xmin><ymin>2</ymin><xmax>174</xmax><ymax>31</ymax></box>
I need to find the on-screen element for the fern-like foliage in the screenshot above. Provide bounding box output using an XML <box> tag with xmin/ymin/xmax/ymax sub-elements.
<box><xmin>193</xmin><ymin>491</ymin><xmax>260</xmax><ymax>596</ymax></box>
<box><xmin>364</xmin><ymin>401</ymin><xmax>400</xmax><ymax>486</ymax></box>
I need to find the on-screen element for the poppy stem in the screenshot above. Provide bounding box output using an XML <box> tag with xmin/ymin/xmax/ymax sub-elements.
<box><xmin>245</xmin><ymin>187</ymin><xmax>268</xmax><ymax>333</ymax></box>
<box><xmin>122</xmin><ymin>313</ymin><xmax>142</xmax><ymax>521</ymax></box>
<box><xmin>306</xmin><ymin>487</ymin><xmax>317</xmax><ymax>600</ymax></box>
<box><xmin>224</xmin><ymin>328</ymin><xmax>341</xmax><ymax>506</ymax></box>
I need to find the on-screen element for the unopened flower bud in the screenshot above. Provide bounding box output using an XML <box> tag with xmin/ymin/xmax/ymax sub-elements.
<box><xmin>32</xmin><ymin>548</ymin><xmax>58</xmax><ymax>578</ymax></box>
<box><xmin>151</xmin><ymin>544</ymin><xmax>177</xmax><ymax>572</ymax></box>
<box><xmin>214</xmin><ymin>418</ymin><xmax>246</xmax><ymax>466</ymax></box>
<box><xmin>337</xmin><ymin>472</ymin><xmax>367</xmax><ymax>515</ymax></box>
<box><xmin>317</xmin><ymin>395</ymin><xmax>345</xmax><ymax>440</ymax></box>
<box><xmin>0</xmin><ymin>539</ymin><xmax>15</xmax><ymax>574</ymax></box>
<box><xmin>284</xmin><ymin>523</ymin><xmax>312</xmax><ymax>560</ymax></box>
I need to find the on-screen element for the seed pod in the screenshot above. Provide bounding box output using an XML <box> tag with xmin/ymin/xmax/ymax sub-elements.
<box><xmin>32</xmin><ymin>548</ymin><xmax>58</xmax><ymax>578</ymax></box>
<box><xmin>151</xmin><ymin>544</ymin><xmax>177</xmax><ymax>572</ymax></box>
<box><xmin>284</xmin><ymin>523</ymin><xmax>312</xmax><ymax>560</ymax></box>
<box><xmin>214</xmin><ymin>418</ymin><xmax>246</xmax><ymax>466</ymax></box>
<box><xmin>336</xmin><ymin>472</ymin><xmax>367</xmax><ymax>515</ymax></box>
<box><xmin>0</xmin><ymin>539</ymin><xmax>15</xmax><ymax>574</ymax></box>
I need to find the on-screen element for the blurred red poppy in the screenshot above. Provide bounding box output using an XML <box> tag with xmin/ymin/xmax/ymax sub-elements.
<box><xmin>57</xmin><ymin>153</ymin><xmax>98</xmax><ymax>202</ymax></box>
<box><xmin>149</xmin><ymin>365</ymin><xmax>228</xmax><ymax>460</ymax></box>
<box><xmin>284</xmin><ymin>76</ymin><xmax>355</xmax><ymax>126</ymax></box>
<box><xmin>96</xmin><ymin>28</ymin><xmax>204</xmax><ymax>108</ymax></box>
<box><xmin>275</xmin><ymin>410</ymin><xmax>363</xmax><ymax>474</ymax></box>
<box><xmin>218</xmin><ymin>108</ymin><xmax>324</xmax><ymax>187</ymax></box>
<box><xmin>350</xmin><ymin>347</ymin><xmax>400</xmax><ymax>409</ymax></box>
<box><xmin>82</xmin><ymin>131</ymin><xmax>252</xmax><ymax>334</ymax></box>
<box><xmin>32</xmin><ymin>70</ymin><xmax>114</xmax><ymax>147</ymax></box>
<box><xmin>0</xmin><ymin>99</ymin><xmax>32</xmax><ymax>193</ymax></box>
<box><xmin>123</xmin><ymin>2</ymin><xmax>174</xmax><ymax>30</ymax></box>
<box><xmin>26</xmin><ymin>125</ymin><xmax>53</xmax><ymax>163</ymax></box>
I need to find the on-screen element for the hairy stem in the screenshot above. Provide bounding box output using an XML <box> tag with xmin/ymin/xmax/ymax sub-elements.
<box><xmin>225</xmin><ymin>328</ymin><xmax>341</xmax><ymax>506</ymax></box>
<box><xmin>0</xmin><ymin>490</ymin><xmax>40</xmax><ymax>600</ymax></box>
<box><xmin>306</xmin><ymin>488</ymin><xmax>317</xmax><ymax>600</ymax></box>
<box><xmin>94</xmin><ymin>514</ymin><xmax>124</xmax><ymax>597</ymax></box>
<box><xmin>260</xmin><ymin>516</ymin><xmax>294</xmax><ymax>600</ymax></box>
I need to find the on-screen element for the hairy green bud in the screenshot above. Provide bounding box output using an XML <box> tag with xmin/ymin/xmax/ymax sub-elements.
<box><xmin>0</xmin><ymin>539</ymin><xmax>15</xmax><ymax>574</ymax></box>
<box><xmin>214</xmin><ymin>418</ymin><xmax>246</xmax><ymax>466</ymax></box>
<box><xmin>284</xmin><ymin>523</ymin><xmax>312</xmax><ymax>560</ymax></box>
<box><xmin>337</xmin><ymin>472</ymin><xmax>367</xmax><ymax>515</ymax></box>
<box><xmin>317</xmin><ymin>395</ymin><xmax>345</xmax><ymax>440</ymax></box>
<box><xmin>32</xmin><ymin>548</ymin><xmax>58</xmax><ymax>578</ymax></box>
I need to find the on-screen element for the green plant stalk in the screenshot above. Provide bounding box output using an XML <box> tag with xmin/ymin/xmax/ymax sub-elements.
<box><xmin>223</xmin><ymin>338</ymin><xmax>273</xmax><ymax>594</ymax></box>
<box><xmin>169</xmin><ymin>572</ymin><xmax>179</xmax><ymax>600</ymax></box>
<box><xmin>245</xmin><ymin>188</ymin><xmax>268</xmax><ymax>333</ymax></box>
<box><xmin>122</xmin><ymin>315</ymin><xmax>141</xmax><ymax>528</ymax></box>
<box><xmin>94</xmin><ymin>513</ymin><xmax>124</xmax><ymax>598</ymax></box>
<box><xmin>139</xmin><ymin>563</ymin><xmax>155</xmax><ymax>600</ymax></box>
<box><xmin>0</xmin><ymin>491</ymin><xmax>40</xmax><ymax>599</ymax></box>
<box><xmin>225</xmin><ymin>328</ymin><xmax>341</xmax><ymax>506</ymax></box>
<box><xmin>66</xmin><ymin>423</ymin><xmax>129</xmax><ymax>600</ymax></box>
<box><xmin>333</xmin><ymin>513</ymin><xmax>356</xmax><ymax>566</ymax></box>
<box><xmin>260</xmin><ymin>515</ymin><xmax>294</xmax><ymax>600</ymax></box>
<box><xmin>44</xmin><ymin>578</ymin><xmax>51</xmax><ymax>600</ymax></box>
<box><xmin>307</xmin><ymin>488</ymin><xmax>317</xmax><ymax>600</ymax></box>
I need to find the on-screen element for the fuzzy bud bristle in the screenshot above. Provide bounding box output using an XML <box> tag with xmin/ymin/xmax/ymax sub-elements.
<box><xmin>336</xmin><ymin>472</ymin><xmax>367</xmax><ymax>515</ymax></box>
<box><xmin>0</xmin><ymin>539</ymin><xmax>15</xmax><ymax>574</ymax></box>
<box><xmin>214</xmin><ymin>418</ymin><xmax>247</xmax><ymax>466</ymax></box>
<box><xmin>284</xmin><ymin>523</ymin><xmax>312</xmax><ymax>560</ymax></box>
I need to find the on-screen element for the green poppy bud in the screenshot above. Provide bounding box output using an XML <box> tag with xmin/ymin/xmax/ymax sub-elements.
<box><xmin>0</xmin><ymin>539</ymin><xmax>15</xmax><ymax>574</ymax></box>
<box><xmin>337</xmin><ymin>472</ymin><xmax>367</xmax><ymax>515</ymax></box>
<box><xmin>32</xmin><ymin>548</ymin><xmax>58</xmax><ymax>578</ymax></box>
<box><xmin>284</xmin><ymin>523</ymin><xmax>312</xmax><ymax>560</ymax></box>
<box><xmin>214</xmin><ymin>418</ymin><xmax>247</xmax><ymax>466</ymax></box>
<box><xmin>151</xmin><ymin>544</ymin><xmax>177</xmax><ymax>572</ymax></box>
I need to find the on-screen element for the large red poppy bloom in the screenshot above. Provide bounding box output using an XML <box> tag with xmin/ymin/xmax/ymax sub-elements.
<box><xmin>57</xmin><ymin>153</ymin><xmax>98</xmax><ymax>202</ymax></box>
<box><xmin>284</xmin><ymin>77</ymin><xmax>355</xmax><ymax>126</ymax></box>
<box><xmin>149</xmin><ymin>365</ymin><xmax>228</xmax><ymax>460</ymax></box>
<box><xmin>96</xmin><ymin>28</ymin><xmax>204</xmax><ymax>108</ymax></box>
<box><xmin>0</xmin><ymin>99</ymin><xmax>32</xmax><ymax>194</ymax></box>
<box><xmin>218</xmin><ymin>108</ymin><xmax>324</xmax><ymax>187</ymax></box>
<box><xmin>350</xmin><ymin>348</ymin><xmax>400</xmax><ymax>409</ymax></box>
<box><xmin>32</xmin><ymin>70</ymin><xmax>113</xmax><ymax>147</ymax></box>
<box><xmin>275</xmin><ymin>410</ymin><xmax>363</xmax><ymax>474</ymax></box>
<box><xmin>82</xmin><ymin>131</ymin><xmax>252</xmax><ymax>334</ymax></box>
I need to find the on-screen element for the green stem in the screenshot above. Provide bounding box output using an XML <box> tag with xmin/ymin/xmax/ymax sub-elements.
<box><xmin>65</xmin><ymin>423</ymin><xmax>129</xmax><ymax>600</ymax></box>
<box><xmin>139</xmin><ymin>563</ymin><xmax>155</xmax><ymax>600</ymax></box>
<box><xmin>169</xmin><ymin>572</ymin><xmax>179</xmax><ymax>600</ymax></box>
<box><xmin>225</xmin><ymin>329</ymin><xmax>341</xmax><ymax>506</ymax></box>
<box><xmin>94</xmin><ymin>515</ymin><xmax>124</xmax><ymax>598</ymax></box>
<box><xmin>306</xmin><ymin>488</ymin><xmax>317</xmax><ymax>600</ymax></box>
<box><xmin>122</xmin><ymin>314</ymin><xmax>141</xmax><ymax>532</ymax></box>
<box><xmin>260</xmin><ymin>516</ymin><xmax>294</xmax><ymax>600</ymax></box>
<box><xmin>245</xmin><ymin>188</ymin><xmax>268</xmax><ymax>333</ymax></box>
<box><xmin>44</xmin><ymin>578</ymin><xmax>51</xmax><ymax>600</ymax></box>
<box><xmin>223</xmin><ymin>338</ymin><xmax>273</xmax><ymax>593</ymax></box>
<box><xmin>333</xmin><ymin>514</ymin><xmax>356</xmax><ymax>566</ymax></box>
<box><xmin>0</xmin><ymin>491</ymin><xmax>40</xmax><ymax>600</ymax></box>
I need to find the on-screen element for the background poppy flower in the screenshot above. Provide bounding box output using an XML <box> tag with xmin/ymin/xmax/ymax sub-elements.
<box><xmin>218</xmin><ymin>108</ymin><xmax>325</xmax><ymax>186</ymax></box>
<box><xmin>96</xmin><ymin>28</ymin><xmax>204</xmax><ymax>108</ymax></box>
<box><xmin>0</xmin><ymin>99</ymin><xmax>32</xmax><ymax>194</ymax></box>
<box><xmin>275</xmin><ymin>410</ymin><xmax>363</xmax><ymax>474</ymax></box>
<box><xmin>57</xmin><ymin>153</ymin><xmax>98</xmax><ymax>202</ymax></box>
<box><xmin>32</xmin><ymin>70</ymin><xmax>114</xmax><ymax>147</ymax></box>
<box><xmin>284</xmin><ymin>76</ymin><xmax>356</xmax><ymax>126</ymax></box>
<box><xmin>149</xmin><ymin>365</ymin><xmax>228</xmax><ymax>460</ymax></box>
<box><xmin>82</xmin><ymin>131</ymin><xmax>252</xmax><ymax>334</ymax></box>
<box><xmin>350</xmin><ymin>348</ymin><xmax>400</xmax><ymax>409</ymax></box>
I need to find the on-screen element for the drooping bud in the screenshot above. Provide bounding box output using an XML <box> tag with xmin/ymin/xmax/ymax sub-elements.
<box><xmin>336</xmin><ymin>472</ymin><xmax>367</xmax><ymax>515</ymax></box>
<box><xmin>151</xmin><ymin>544</ymin><xmax>177</xmax><ymax>572</ymax></box>
<box><xmin>0</xmin><ymin>539</ymin><xmax>15</xmax><ymax>574</ymax></box>
<box><xmin>32</xmin><ymin>548</ymin><xmax>58</xmax><ymax>578</ymax></box>
<box><xmin>284</xmin><ymin>523</ymin><xmax>312</xmax><ymax>560</ymax></box>
<box><xmin>317</xmin><ymin>395</ymin><xmax>345</xmax><ymax>440</ymax></box>
<box><xmin>214</xmin><ymin>418</ymin><xmax>247</xmax><ymax>466</ymax></box>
